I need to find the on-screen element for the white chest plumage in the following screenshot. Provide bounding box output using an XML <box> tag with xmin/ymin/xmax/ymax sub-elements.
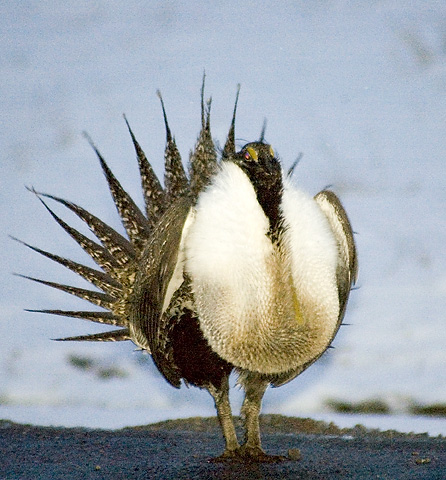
<box><xmin>185</xmin><ymin>161</ymin><xmax>340</xmax><ymax>374</ymax></box>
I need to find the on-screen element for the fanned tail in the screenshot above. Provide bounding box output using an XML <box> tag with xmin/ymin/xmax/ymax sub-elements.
<box><xmin>18</xmin><ymin>133</ymin><xmax>159</xmax><ymax>341</ymax></box>
<box><xmin>18</xmin><ymin>79</ymin><xmax>241</xmax><ymax>346</ymax></box>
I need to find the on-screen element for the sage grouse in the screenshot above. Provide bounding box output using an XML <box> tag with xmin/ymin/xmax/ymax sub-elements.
<box><xmin>20</xmin><ymin>80</ymin><xmax>357</xmax><ymax>462</ymax></box>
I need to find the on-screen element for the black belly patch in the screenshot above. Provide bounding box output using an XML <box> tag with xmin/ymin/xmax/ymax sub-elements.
<box><xmin>171</xmin><ymin>310</ymin><xmax>233</xmax><ymax>390</ymax></box>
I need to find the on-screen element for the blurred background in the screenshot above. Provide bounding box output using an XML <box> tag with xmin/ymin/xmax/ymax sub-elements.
<box><xmin>1</xmin><ymin>1</ymin><xmax>445</xmax><ymax>435</ymax></box>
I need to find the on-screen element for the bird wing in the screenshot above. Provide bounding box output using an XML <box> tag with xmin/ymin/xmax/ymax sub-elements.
<box><xmin>270</xmin><ymin>189</ymin><xmax>357</xmax><ymax>388</ymax></box>
<box><xmin>314</xmin><ymin>189</ymin><xmax>358</xmax><ymax>323</ymax></box>
<box><xmin>130</xmin><ymin>196</ymin><xmax>193</xmax><ymax>388</ymax></box>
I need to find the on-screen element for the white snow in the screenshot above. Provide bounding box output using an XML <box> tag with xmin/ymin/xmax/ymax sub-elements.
<box><xmin>1</xmin><ymin>1</ymin><xmax>446</xmax><ymax>436</ymax></box>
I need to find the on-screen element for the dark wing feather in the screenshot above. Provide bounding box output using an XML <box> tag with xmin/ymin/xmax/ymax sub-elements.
<box><xmin>130</xmin><ymin>197</ymin><xmax>193</xmax><ymax>387</ymax></box>
<box><xmin>314</xmin><ymin>189</ymin><xmax>358</xmax><ymax>321</ymax></box>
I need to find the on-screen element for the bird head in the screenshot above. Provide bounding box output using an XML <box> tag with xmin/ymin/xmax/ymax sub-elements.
<box><xmin>232</xmin><ymin>142</ymin><xmax>280</xmax><ymax>179</ymax></box>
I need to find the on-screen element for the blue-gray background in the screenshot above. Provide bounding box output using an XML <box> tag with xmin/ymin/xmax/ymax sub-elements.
<box><xmin>1</xmin><ymin>1</ymin><xmax>445</xmax><ymax>434</ymax></box>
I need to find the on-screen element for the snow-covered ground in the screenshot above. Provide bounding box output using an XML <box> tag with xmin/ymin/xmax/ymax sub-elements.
<box><xmin>1</xmin><ymin>1</ymin><xmax>446</xmax><ymax>435</ymax></box>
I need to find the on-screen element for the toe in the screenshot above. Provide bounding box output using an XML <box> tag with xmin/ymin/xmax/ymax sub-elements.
<box><xmin>237</xmin><ymin>445</ymin><xmax>288</xmax><ymax>463</ymax></box>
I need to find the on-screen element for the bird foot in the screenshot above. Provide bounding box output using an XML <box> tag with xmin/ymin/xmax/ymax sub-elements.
<box><xmin>209</xmin><ymin>448</ymin><xmax>240</xmax><ymax>463</ymax></box>
<box><xmin>210</xmin><ymin>445</ymin><xmax>289</xmax><ymax>463</ymax></box>
<box><xmin>237</xmin><ymin>445</ymin><xmax>289</xmax><ymax>463</ymax></box>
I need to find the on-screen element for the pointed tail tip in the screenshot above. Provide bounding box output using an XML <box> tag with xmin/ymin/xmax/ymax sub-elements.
<box><xmin>12</xmin><ymin>272</ymin><xmax>29</xmax><ymax>280</ymax></box>
<box><xmin>23</xmin><ymin>307</ymin><xmax>52</xmax><ymax>314</ymax></box>
<box><xmin>82</xmin><ymin>130</ymin><xmax>94</xmax><ymax>146</ymax></box>
<box><xmin>82</xmin><ymin>131</ymin><xmax>105</xmax><ymax>161</ymax></box>
<box><xmin>123</xmin><ymin>113</ymin><xmax>139</xmax><ymax>145</ymax></box>
<box><xmin>201</xmin><ymin>70</ymin><xmax>206</xmax><ymax>96</ymax></box>
<box><xmin>259</xmin><ymin>118</ymin><xmax>267</xmax><ymax>143</ymax></box>
<box><xmin>287</xmin><ymin>153</ymin><xmax>303</xmax><ymax>178</ymax></box>
<box><xmin>25</xmin><ymin>185</ymin><xmax>40</xmax><ymax>196</ymax></box>
<box><xmin>122</xmin><ymin>113</ymin><xmax>130</xmax><ymax>130</ymax></box>
<box><xmin>234</xmin><ymin>84</ymin><xmax>241</xmax><ymax>112</ymax></box>
<box><xmin>52</xmin><ymin>328</ymin><xmax>131</xmax><ymax>342</ymax></box>
<box><xmin>156</xmin><ymin>89</ymin><xmax>173</xmax><ymax>142</ymax></box>
<box><xmin>234</xmin><ymin>83</ymin><xmax>241</xmax><ymax>110</ymax></box>
<box><xmin>200</xmin><ymin>71</ymin><xmax>207</xmax><ymax>128</ymax></box>
<box><xmin>9</xmin><ymin>235</ymin><xmax>22</xmax><ymax>245</ymax></box>
<box><xmin>222</xmin><ymin>83</ymin><xmax>242</xmax><ymax>159</ymax></box>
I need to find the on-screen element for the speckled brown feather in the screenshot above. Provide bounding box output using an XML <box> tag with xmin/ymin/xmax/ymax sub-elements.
<box><xmin>157</xmin><ymin>91</ymin><xmax>189</xmax><ymax>201</ymax></box>
<box><xmin>17</xmin><ymin>274</ymin><xmax>117</xmax><ymax>309</ymax></box>
<box><xmin>11</xmin><ymin>237</ymin><xmax>122</xmax><ymax>297</ymax></box>
<box><xmin>188</xmin><ymin>76</ymin><xmax>218</xmax><ymax>199</ymax></box>
<box><xmin>123</xmin><ymin>115</ymin><xmax>167</xmax><ymax>224</ymax></box>
<box><xmin>34</xmin><ymin>191</ymin><xmax>137</xmax><ymax>266</ymax></box>
<box><xmin>35</xmin><ymin>195</ymin><xmax>122</xmax><ymax>275</ymax></box>
<box><xmin>222</xmin><ymin>84</ymin><xmax>240</xmax><ymax>159</ymax></box>
<box><xmin>85</xmin><ymin>134</ymin><xmax>152</xmax><ymax>252</ymax></box>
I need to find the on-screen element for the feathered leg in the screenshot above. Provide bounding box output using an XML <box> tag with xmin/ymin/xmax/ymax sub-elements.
<box><xmin>238</xmin><ymin>374</ymin><xmax>287</xmax><ymax>462</ymax></box>
<box><xmin>207</xmin><ymin>376</ymin><xmax>240</xmax><ymax>459</ymax></box>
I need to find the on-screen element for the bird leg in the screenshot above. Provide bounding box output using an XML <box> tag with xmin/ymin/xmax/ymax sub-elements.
<box><xmin>207</xmin><ymin>376</ymin><xmax>240</xmax><ymax>459</ymax></box>
<box><xmin>238</xmin><ymin>375</ymin><xmax>268</xmax><ymax>457</ymax></box>
<box><xmin>238</xmin><ymin>374</ymin><xmax>287</xmax><ymax>462</ymax></box>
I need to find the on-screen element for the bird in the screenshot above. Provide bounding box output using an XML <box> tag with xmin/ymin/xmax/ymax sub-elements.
<box><xmin>17</xmin><ymin>77</ymin><xmax>357</xmax><ymax>462</ymax></box>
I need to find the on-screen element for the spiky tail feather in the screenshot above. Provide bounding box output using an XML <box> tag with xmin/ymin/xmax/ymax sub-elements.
<box><xmin>17</xmin><ymin>77</ymin><xmax>240</xmax><ymax>344</ymax></box>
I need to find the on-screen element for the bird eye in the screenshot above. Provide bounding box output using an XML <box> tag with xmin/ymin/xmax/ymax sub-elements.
<box><xmin>245</xmin><ymin>146</ymin><xmax>258</xmax><ymax>161</ymax></box>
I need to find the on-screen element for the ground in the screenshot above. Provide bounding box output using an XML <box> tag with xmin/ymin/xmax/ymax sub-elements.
<box><xmin>1</xmin><ymin>415</ymin><xmax>443</xmax><ymax>479</ymax></box>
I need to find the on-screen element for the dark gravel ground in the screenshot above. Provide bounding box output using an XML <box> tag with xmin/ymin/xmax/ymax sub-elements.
<box><xmin>0</xmin><ymin>415</ymin><xmax>444</xmax><ymax>480</ymax></box>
